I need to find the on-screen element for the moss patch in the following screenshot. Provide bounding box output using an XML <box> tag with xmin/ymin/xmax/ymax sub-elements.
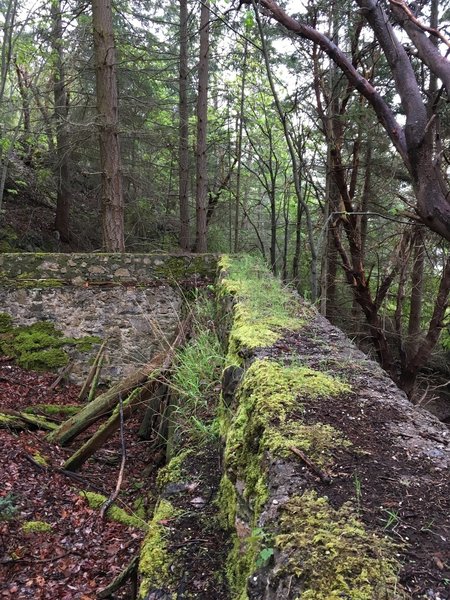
<box><xmin>81</xmin><ymin>492</ymin><xmax>147</xmax><ymax>530</ymax></box>
<box><xmin>0</xmin><ymin>317</ymin><xmax>101</xmax><ymax>371</ymax></box>
<box><xmin>32</xmin><ymin>451</ymin><xmax>48</xmax><ymax>467</ymax></box>
<box><xmin>224</xmin><ymin>359</ymin><xmax>350</xmax><ymax>478</ymax></box>
<box><xmin>24</xmin><ymin>404</ymin><xmax>80</xmax><ymax>417</ymax></box>
<box><xmin>138</xmin><ymin>499</ymin><xmax>180</xmax><ymax>598</ymax></box>
<box><xmin>276</xmin><ymin>491</ymin><xmax>402</xmax><ymax>599</ymax></box>
<box><xmin>218</xmin><ymin>255</ymin><xmax>311</xmax><ymax>365</ymax></box>
<box><xmin>22</xmin><ymin>520</ymin><xmax>53</xmax><ymax>534</ymax></box>
<box><xmin>156</xmin><ymin>449</ymin><xmax>192</xmax><ymax>489</ymax></box>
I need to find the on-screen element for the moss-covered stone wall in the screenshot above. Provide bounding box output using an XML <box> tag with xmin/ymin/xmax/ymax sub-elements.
<box><xmin>0</xmin><ymin>252</ymin><xmax>217</xmax><ymax>285</ymax></box>
<box><xmin>0</xmin><ymin>253</ymin><xmax>218</xmax><ymax>383</ymax></box>
<box><xmin>217</xmin><ymin>256</ymin><xmax>450</xmax><ymax>600</ymax></box>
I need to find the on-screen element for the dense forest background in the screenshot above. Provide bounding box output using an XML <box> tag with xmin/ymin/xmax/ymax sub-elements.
<box><xmin>0</xmin><ymin>0</ymin><xmax>449</xmax><ymax>411</ymax></box>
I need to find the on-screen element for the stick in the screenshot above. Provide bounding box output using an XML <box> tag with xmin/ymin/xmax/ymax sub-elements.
<box><xmin>97</xmin><ymin>556</ymin><xmax>139</xmax><ymax>599</ymax></box>
<box><xmin>78</xmin><ymin>340</ymin><xmax>107</xmax><ymax>401</ymax></box>
<box><xmin>50</xmin><ymin>361</ymin><xmax>75</xmax><ymax>391</ymax></box>
<box><xmin>100</xmin><ymin>392</ymin><xmax>127</xmax><ymax>519</ymax></box>
<box><xmin>290</xmin><ymin>446</ymin><xmax>332</xmax><ymax>484</ymax></box>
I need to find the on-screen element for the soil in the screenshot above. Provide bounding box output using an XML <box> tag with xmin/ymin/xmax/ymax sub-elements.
<box><xmin>157</xmin><ymin>444</ymin><xmax>230</xmax><ymax>599</ymax></box>
<box><xmin>266</xmin><ymin>320</ymin><xmax>450</xmax><ymax>600</ymax></box>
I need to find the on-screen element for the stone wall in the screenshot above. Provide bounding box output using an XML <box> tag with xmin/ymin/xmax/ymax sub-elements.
<box><xmin>0</xmin><ymin>252</ymin><xmax>217</xmax><ymax>285</ymax></box>
<box><xmin>218</xmin><ymin>256</ymin><xmax>450</xmax><ymax>600</ymax></box>
<box><xmin>0</xmin><ymin>253</ymin><xmax>218</xmax><ymax>383</ymax></box>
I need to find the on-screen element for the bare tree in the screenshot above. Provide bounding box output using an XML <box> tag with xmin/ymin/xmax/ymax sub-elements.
<box><xmin>244</xmin><ymin>0</ymin><xmax>450</xmax><ymax>242</ymax></box>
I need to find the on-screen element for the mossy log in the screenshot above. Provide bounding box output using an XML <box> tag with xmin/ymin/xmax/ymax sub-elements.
<box><xmin>48</xmin><ymin>318</ymin><xmax>190</xmax><ymax>447</ymax></box>
<box><xmin>0</xmin><ymin>409</ymin><xmax>58</xmax><ymax>431</ymax></box>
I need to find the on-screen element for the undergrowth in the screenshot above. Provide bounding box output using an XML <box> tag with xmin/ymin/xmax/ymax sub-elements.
<box><xmin>170</xmin><ymin>291</ymin><xmax>225</xmax><ymax>444</ymax></box>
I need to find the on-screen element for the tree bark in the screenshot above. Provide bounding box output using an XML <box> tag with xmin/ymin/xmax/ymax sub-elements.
<box><xmin>92</xmin><ymin>0</ymin><xmax>125</xmax><ymax>252</ymax></box>
<box><xmin>51</xmin><ymin>0</ymin><xmax>72</xmax><ymax>243</ymax></box>
<box><xmin>194</xmin><ymin>0</ymin><xmax>210</xmax><ymax>253</ymax></box>
<box><xmin>178</xmin><ymin>0</ymin><xmax>190</xmax><ymax>251</ymax></box>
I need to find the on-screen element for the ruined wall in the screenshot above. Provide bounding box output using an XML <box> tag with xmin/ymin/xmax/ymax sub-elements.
<box><xmin>0</xmin><ymin>253</ymin><xmax>217</xmax><ymax>383</ymax></box>
<box><xmin>217</xmin><ymin>256</ymin><xmax>450</xmax><ymax>600</ymax></box>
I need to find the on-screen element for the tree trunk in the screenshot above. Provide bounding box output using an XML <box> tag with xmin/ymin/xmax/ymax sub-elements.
<box><xmin>51</xmin><ymin>0</ymin><xmax>72</xmax><ymax>243</ymax></box>
<box><xmin>178</xmin><ymin>0</ymin><xmax>190</xmax><ymax>251</ymax></box>
<box><xmin>92</xmin><ymin>0</ymin><xmax>125</xmax><ymax>252</ymax></box>
<box><xmin>234</xmin><ymin>39</ymin><xmax>248</xmax><ymax>253</ymax></box>
<box><xmin>194</xmin><ymin>0</ymin><xmax>210</xmax><ymax>253</ymax></box>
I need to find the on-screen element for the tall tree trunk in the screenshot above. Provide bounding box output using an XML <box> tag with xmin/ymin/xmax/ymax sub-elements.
<box><xmin>406</xmin><ymin>227</ymin><xmax>425</xmax><ymax>361</ymax></box>
<box><xmin>234</xmin><ymin>39</ymin><xmax>248</xmax><ymax>253</ymax></box>
<box><xmin>194</xmin><ymin>0</ymin><xmax>209</xmax><ymax>253</ymax></box>
<box><xmin>51</xmin><ymin>0</ymin><xmax>72</xmax><ymax>243</ymax></box>
<box><xmin>178</xmin><ymin>0</ymin><xmax>190</xmax><ymax>251</ymax></box>
<box><xmin>92</xmin><ymin>0</ymin><xmax>125</xmax><ymax>252</ymax></box>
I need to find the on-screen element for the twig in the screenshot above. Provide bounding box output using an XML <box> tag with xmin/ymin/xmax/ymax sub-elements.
<box><xmin>168</xmin><ymin>538</ymin><xmax>209</xmax><ymax>550</ymax></box>
<box><xmin>50</xmin><ymin>361</ymin><xmax>75</xmax><ymax>390</ymax></box>
<box><xmin>290</xmin><ymin>446</ymin><xmax>332</xmax><ymax>484</ymax></box>
<box><xmin>1</xmin><ymin>550</ymin><xmax>81</xmax><ymax>565</ymax></box>
<box><xmin>78</xmin><ymin>340</ymin><xmax>107</xmax><ymax>402</ymax></box>
<box><xmin>22</xmin><ymin>452</ymin><xmax>106</xmax><ymax>494</ymax></box>
<box><xmin>97</xmin><ymin>556</ymin><xmax>139</xmax><ymax>599</ymax></box>
<box><xmin>100</xmin><ymin>392</ymin><xmax>126</xmax><ymax>519</ymax></box>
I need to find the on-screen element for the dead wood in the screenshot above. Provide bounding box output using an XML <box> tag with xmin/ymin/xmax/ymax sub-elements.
<box><xmin>62</xmin><ymin>317</ymin><xmax>192</xmax><ymax>471</ymax></box>
<box><xmin>97</xmin><ymin>556</ymin><xmax>139</xmax><ymax>599</ymax></box>
<box><xmin>100</xmin><ymin>393</ymin><xmax>127</xmax><ymax>519</ymax></box>
<box><xmin>48</xmin><ymin>316</ymin><xmax>191</xmax><ymax>446</ymax></box>
<box><xmin>290</xmin><ymin>445</ymin><xmax>332</xmax><ymax>484</ymax></box>
<box><xmin>50</xmin><ymin>361</ymin><xmax>75</xmax><ymax>391</ymax></box>
<box><xmin>78</xmin><ymin>340</ymin><xmax>107</xmax><ymax>401</ymax></box>
<box><xmin>138</xmin><ymin>383</ymin><xmax>167</xmax><ymax>440</ymax></box>
<box><xmin>0</xmin><ymin>409</ymin><xmax>57</xmax><ymax>431</ymax></box>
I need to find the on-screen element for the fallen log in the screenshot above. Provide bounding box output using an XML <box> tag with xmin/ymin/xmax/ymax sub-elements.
<box><xmin>48</xmin><ymin>317</ymin><xmax>191</xmax><ymax>446</ymax></box>
<box><xmin>63</xmin><ymin>387</ymin><xmax>146</xmax><ymax>471</ymax></box>
<box><xmin>0</xmin><ymin>409</ymin><xmax>57</xmax><ymax>431</ymax></box>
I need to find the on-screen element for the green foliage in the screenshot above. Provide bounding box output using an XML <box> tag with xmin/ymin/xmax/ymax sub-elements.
<box><xmin>0</xmin><ymin>493</ymin><xmax>18</xmax><ymax>521</ymax></box>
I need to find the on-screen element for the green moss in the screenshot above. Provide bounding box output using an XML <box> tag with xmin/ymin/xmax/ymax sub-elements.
<box><xmin>81</xmin><ymin>492</ymin><xmax>147</xmax><ymax>530</ymax></box>
<box><xmin>138</xmin><ymin>499</ymin><xmax>180</xmax><ymax>598</ymax></box>
<box><xmin>22</xmin><ymin>520</ymin><xmax>53</xmax><ymax>533</ymax></box>
<box><xmin>0</xmin><ymin>413</ymin><xmax>21</xmax><ymax>427</ymax></box>
<box><xmin>264</xmin><ymin>422</ymin><xmax>351</xmax><ymax>468</ymax></box>
<box><xmin>224</xmin><ymin>359</ymin><xmax>350</xmax><ymax>478</ymax></box>
<box><xmin>156</xmin><ymin>450</ymin><xmax>192</xmax><ymax>489</ymax></box>
<box><xmin>15</xmin><ymin>278</ymin><xmax>63</xmax><ymax>288</ymax></box>
<box><xmin>216</xmin><ymin>473</ymin><xmax>237</xmax><ymax>529</ymax></box>
<box><xmin>32</xmin><ymin>452</ymin><xmax>48</xmax><ymax>467</ymax></box>
<box><xmin>0</xmin><ymin>312</ymin><xmax>13</xmax><ymax>333</ymax></box>
<box><xmin>24</xmin><ymin>404</ymin><xmax>80</xmax><ymax>417</ymax></box>
<box><xmin>0</xmin><ymin>317</ymin><xmax>102</xmax><ymax>372</ymax></box>
<box><xmin>221</xmin><ymin>359</ymin><xmax>352</xmax><ymax>597</ymax></box>
<box><xmin>276</xmin><ymin>491</ymin><xmax>402</xmax><ymax>599</ymax></box>
<box><xmin>218</xmin><ymin>255</ymin><xmax>311</xmax><ymax>365</ymax></box>
<box><xmin>72</xmin><ymin>335</ymin><xmax>102</xmax><ymax>351</ymax></box>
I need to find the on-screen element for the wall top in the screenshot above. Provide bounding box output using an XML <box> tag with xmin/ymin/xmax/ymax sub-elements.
<box><xmin>0</xmin><ymin>253</ymin><xmax>218</xmax><ymax>286</ymax></box>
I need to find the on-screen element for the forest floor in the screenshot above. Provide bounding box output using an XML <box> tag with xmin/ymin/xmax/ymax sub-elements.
<box><xmin>0</xmin><ymin>362</ymin><xmax>228</xmax><ymax>600</ymax></box>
